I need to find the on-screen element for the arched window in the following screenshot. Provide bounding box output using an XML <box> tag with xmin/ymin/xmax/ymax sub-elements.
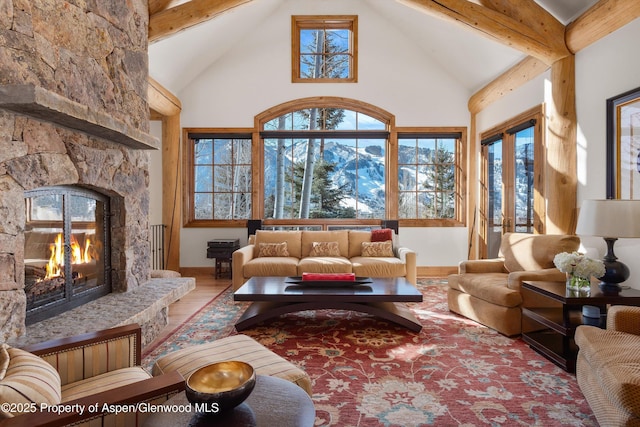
<box><xmin>183</xmin><ymin>97</ymin><xmax>466</xmax><ymax>227</ymax></box>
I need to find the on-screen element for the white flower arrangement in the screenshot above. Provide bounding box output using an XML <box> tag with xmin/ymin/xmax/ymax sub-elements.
<box><xmin>553</xmin><ymin>251</ymin><xmax>605</xmax><ymax>279</ymax></box>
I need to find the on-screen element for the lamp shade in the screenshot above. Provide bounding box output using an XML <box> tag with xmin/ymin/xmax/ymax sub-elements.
<box><xmin>576</xmin><ymin>199</ymin><xmax>640</xmax><ymax>238</ymax></box>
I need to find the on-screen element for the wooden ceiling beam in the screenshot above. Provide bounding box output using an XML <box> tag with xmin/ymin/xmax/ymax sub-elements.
<box><xmin>149</xmin><ymin>0</ymin><xmax>253</xmax><ymax>43</ymax></box>
<box><xmin>148</xmin><ymin>0</ymin><xmax>182</xmax><ymax>16</ymax></box>
<box><xmin>468</xmin><ymin>55</ymin><xmax>548</xmax><ymax>114</ymax></box>
<box><xmin>148</xmin><ymin>76</ymin><xmax>182</xmax><ymax>117</ymax></box>
<box><xmin>566</xmin><ymin>0</ymin><xmax>640</xmax><ymax>53</ymax></box>
<box><xmin>397</xmin><ymin>0</ymin><xmax>568</xmax><ymax>65</ymax></box>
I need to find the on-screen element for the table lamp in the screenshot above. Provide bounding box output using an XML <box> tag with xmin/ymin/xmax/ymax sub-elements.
<box><xmin>575</xmin><ymin>199</ymin><xmax>640</xmax><ymax>292</ymax></box>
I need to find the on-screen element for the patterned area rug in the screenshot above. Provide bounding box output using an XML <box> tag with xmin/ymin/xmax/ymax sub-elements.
<box><xmin>142</xmin><ymin>280</ymin><xmax>597</xmax><ymax>426</ymax></box>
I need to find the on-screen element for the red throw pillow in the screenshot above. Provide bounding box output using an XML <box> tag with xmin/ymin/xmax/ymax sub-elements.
<box><xmin>371</xmin><ymin>228</ymin><xmax>393</xmax><ymax>242</ymax></box>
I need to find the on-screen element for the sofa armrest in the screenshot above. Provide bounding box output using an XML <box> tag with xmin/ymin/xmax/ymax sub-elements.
<box><xmin>606</xmin><ymin>305</ymin><xmax>640</xmax><ymax>335</ymax></box>
<box><xmin>232</xmin><ymin>244</ymin><xmax>255</xmax><ymax>290</ymax></box>
<box><xmin>458</xmin><ymin>258</ymin><xmax>506</xmax><ymax>274</ymax></box>
<box><xmin>0</xmin><ymin>371</ymin><xmax>185</xmax><ymax>427</ymax></box>
<box><xmin>22</xmin><ymin>324</ymin><xmax>141</xmax><ymax>386</ymax></box>
<box><xmin>395</xmin><ymin>246</ymin><xmax>416</xmax><ymax>285</ymax></box>
<box><xmin>506</xmin><ymin>268</ymin><xmax>565</xmax><ymax>292</ymax></box>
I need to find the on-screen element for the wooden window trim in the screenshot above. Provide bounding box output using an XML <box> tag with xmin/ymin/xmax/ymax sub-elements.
<box><xmin>183</xmin><ymin>101</ymin><xmax>468</xmax><ymax>228</ymax></box>
<box><xmin>395</xmin><ymin>127</ymin><xmax>467</xmax><ymax>227</ymax></box>
<box><xmin>478</xmin><ymin>105</ymin><xmax>545</xmax><ymax>257</ymax></box>
<box><xmin>291</xmin><ymin>15</ymin><xmax>358</xmax><ymax>83</ymax></box>
<box><xmin>182</xmin><ymin>127</ymin><xmax>255</xmax><ymax>228</ymax></box>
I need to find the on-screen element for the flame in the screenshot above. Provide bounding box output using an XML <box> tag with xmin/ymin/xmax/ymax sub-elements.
<box><xmin>43</xmin><ymin>233</ymin><xmax>93</xmax><ymax>280</ymax></box>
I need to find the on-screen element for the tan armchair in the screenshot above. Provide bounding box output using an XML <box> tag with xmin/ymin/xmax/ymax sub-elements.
<box><xmin>575</xmin><ymin>305</ymin><xmax>640</xmax><ymax>426</ymax></box>
<box><xmin>447</xmin><ymin>233</ymin><xmax>580</xmax><ymax>336</ymax></box>
<box><xmin>0</xmin><ymin>324</ymin><xmax>183</xmax><ymax>427</ymax></box>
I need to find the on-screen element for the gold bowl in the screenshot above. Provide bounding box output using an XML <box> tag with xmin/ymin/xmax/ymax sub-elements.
<box><xmin>185</xmin><ymin>361</ymin><xmax>256</xmax><ymax>412</ymax></box>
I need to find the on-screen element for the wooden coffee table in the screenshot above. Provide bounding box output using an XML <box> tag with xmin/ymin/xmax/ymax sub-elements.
<box><xmin>234</xmin><ymin>276</ymin><xmax>424</xmax><ymax>331</ymax></box>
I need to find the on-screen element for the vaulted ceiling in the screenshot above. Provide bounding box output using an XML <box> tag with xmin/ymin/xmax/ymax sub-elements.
<box><xmin>147</xmin><ymin>0</ymin><xmax>606</xmax><ymax>97</ymax></box>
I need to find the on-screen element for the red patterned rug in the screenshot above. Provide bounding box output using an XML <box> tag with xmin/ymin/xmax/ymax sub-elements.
<box><xmin>142</xmin><ymin>280</ymin><xmax>597</xmax><ymax>426</ymax></box>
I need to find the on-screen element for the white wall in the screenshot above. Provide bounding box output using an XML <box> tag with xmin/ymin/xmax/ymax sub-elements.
<box><xmin>174</xmin><ymin>0</ymin><xmax>470</xmax><ymax>268</ymax></box>
<box><xmin>574</xmin><ymin>19</ymin><xmax>640</xmax><ymax>289</ymax></box>
<box><xmin>149</xmin><ymin>2</ymin><xmax>640</xmax><ymax>279</ymax></box>
<box><xmin>474</xmin><ymin>19</ymin><xmax>640</xmax><ymax>289</ymax></box>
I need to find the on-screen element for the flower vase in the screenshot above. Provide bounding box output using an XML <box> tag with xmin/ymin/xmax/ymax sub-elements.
<box><xmin>566</xmin><ymin>274</ymin><xmax>591</xmax><ymax>295</ymax></box>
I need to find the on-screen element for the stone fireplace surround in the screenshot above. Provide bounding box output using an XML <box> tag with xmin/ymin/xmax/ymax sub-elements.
<box><xmin>0</xmin><ymin>0</ymin><xmax>188</xmax><ymax>342</ymax></box>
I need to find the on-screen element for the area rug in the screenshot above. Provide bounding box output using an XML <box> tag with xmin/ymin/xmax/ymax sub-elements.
<box><xmin>142</xmin><ymin>280</ymin><xmax>597</xmax><ymax>426</ymax></box>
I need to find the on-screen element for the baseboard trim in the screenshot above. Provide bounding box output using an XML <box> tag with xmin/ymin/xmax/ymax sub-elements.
<box><xmin>417</xmin><ymin>266</ymin><xmax>457</xmax><ymax>277</ymax></box>
<box><xmin>179</xmin><ymin>267</ymin><xmax>215</xmax><ymax>277</ymax></box>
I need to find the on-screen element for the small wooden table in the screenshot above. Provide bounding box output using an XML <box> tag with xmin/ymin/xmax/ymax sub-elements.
<box><xmin>234</xmin><ymin>276</ymin><xmax>424</xmax><ymax>331</ymax></box>
<box><xmin>521</xmin><ymin>280</ymin><xmax>640</xmax><ymax>372</ymax></box>
<box><xmin>143</xmin><ymin>375</ymin><xmax>315</xmax><ymax>427</ymax></box>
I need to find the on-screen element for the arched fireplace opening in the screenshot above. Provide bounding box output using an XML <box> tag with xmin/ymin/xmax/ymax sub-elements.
<box><xmin>24</xmin><ymin>186</ymin><xmax>112</xmax><ymax>324</ymax></box>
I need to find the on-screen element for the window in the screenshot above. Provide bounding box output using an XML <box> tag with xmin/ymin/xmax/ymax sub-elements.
<box><xmin>292</xmin><ymin>15</ymin><xmax>357</xmax><ymax>83</ymax></box>
<box><xmin>398</xmin><ymin>133</ymin><xmax>464</xmax><ymax>222</ymax></box>
<box><xmin>184</xmin><ymin>132</ymin><xmax>252</xmax><ymax>224</ymax></box>
<box><xmin>261</xmin><ymin>107</ymin><xmax>387</xmax><ymax>219</ymax></box>
<box><xmin>184</xmin><ymin>98</ymin><xmax>467</xmax><ymax>228</ymax></box>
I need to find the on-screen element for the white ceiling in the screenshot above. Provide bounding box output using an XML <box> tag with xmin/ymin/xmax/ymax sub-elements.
<box><xmin>148</xmin><ymin>0</ymin><xmax>599</xmax><ymax>96</ymax></box>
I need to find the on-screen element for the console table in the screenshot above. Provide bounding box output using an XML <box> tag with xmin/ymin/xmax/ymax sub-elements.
<box><xmin>521</xmin><ymin>280</ymin><xmax>640</xmax><ymax>372</ymax></box>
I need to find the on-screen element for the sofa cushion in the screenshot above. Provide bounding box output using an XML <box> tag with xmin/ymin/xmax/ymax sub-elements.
<box><xmin>500</xmin><ymin>233</ymin><xmax>580</xmax><ymax>272</ymax></box>
<box><xmin>309</xmin><ymin>241</ymin><xmax>340</xmax><ymax>257</ymax></box>
<box><xmin>348</xmin><ymin>230</ymin><xmax>371</xmax><ymax>258</ymax></box>
<box><xmin>244</xmin><ymin>257</ymin><xmax>299</xmax><ymax>277</ymax></box>
<box><xmin>361</xmin><ymin>241</ymin><xmax>394</xmax><ymax>257</ymax></box>
<box><xmin>0</xmin><ymin>344</ymin><xmax>62</xmax><ymax>417</ymax></box>
<box><xmin>351</xmin><ymin>256</ymin><xmax>406</xmax><ymax>278</ymax></box>
<box><xmin>297</xmin><ymin>257</ymin><xmax>353</xmax><ymax>274</ymax></box>
<box><xmin>371</xmin><ymin>228</ymin><xmax>393</xmax><ymax>242</ymax></box>
<box><xmin>254</xmin><ymin>230</ymin><xmax>302</xmax><ymax>259</ymax></box>
<box><xmin>575</xmin><ymin>326</ymin><xmax>640</xmax><ymax>418</ymax></box>
<box><xmin>258</xmin><ymin>242</ymin><xmax>290</xmax><ymax>257</ymax></box>
<box><xmin>447</xmin><ymin>273</ymin><xmax>522</xmax><ymax>307</ymax></box>
<box><xmin>61</xmin><ymin>367</ymin><xmax>151</xmax><ymax>402</ymax></box>
<box><xmin>301</xmin><ymin>231</ymin><xmax>349</xmax><ymax>257</ymax></box>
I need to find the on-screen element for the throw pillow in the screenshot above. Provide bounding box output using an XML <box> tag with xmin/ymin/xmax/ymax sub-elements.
<box><xmin>309</xmin><ymin>241</ymin><xmax>341</xmax><ymax>257</ymax></box>
<box><xmin>257</xmin><ymin>242</ymin><xmax>290</xmax><ymax>257</ymax></box>
<box><xmin>0</xmin><ymin>344</ymin><xmax>62</xmax><ymax>418</ymax></box>
<box><xmin>361</xmin><ymin>241</ymin><xmax>394</xmax><ymax>257</ymax></box>
<box><xmin>371</xmin><ymin>228</ymin><xmax>393</xmax><ymax>242</ymax></box>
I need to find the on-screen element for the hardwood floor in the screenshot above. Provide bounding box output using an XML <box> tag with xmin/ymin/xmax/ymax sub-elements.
<box><xmin>144</xmin><ymin>270</ymin><xmax>230</xmax><ymax>350</ymax></box>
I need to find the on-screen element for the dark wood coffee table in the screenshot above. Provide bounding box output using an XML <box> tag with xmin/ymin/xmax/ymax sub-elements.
<box><xmin>143</xmin><ymin>375</ymin><xmax>315</xmax><ymax>427</ymax></box>
<box><xmin>234</xmin><ymin>276</ymin><xmax>424</xmax><ymax>331</ymax></box>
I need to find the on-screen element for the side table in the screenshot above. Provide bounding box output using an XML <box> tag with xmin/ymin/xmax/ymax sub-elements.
<box><xmin>143</xmin><ymin>375</ymin><xmax>315</xmax><ymax>427</ymax></box>
<box><xmin>521</xmin><ymin>280</ymin><xmax>640</xmax><ymax>372</ymax></box>
<box><xmin>206</xmin><ymin>239</ymin><xmax>240</xmax><ymax>279</ymax></box>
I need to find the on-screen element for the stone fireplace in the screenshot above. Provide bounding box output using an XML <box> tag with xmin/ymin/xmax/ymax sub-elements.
<box><xmin>0</xmin><ymin>0</ymin><xmax>157</xmax><ymax>340</ymax></box>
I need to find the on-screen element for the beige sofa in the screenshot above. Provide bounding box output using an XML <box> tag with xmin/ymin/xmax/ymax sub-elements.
<box><xmin>447</xmin><ymin>233</ymin><xmax>580</xmax><ymax>336</ymax></box>
<box><xmin>232</xmin><ymin>229</ymin><xmax>416</xmax><ymax>290</ymax></box>
<box><xmin>575</xmin><ymin>305</ymin><xmax>640</xmax><ymax>426</ymax></box>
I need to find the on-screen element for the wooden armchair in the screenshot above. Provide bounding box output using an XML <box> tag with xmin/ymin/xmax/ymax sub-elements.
<box><xmin>0</xmin><ymin>324</ymin><xmax>184</xmax><ymax>427</ymax></box>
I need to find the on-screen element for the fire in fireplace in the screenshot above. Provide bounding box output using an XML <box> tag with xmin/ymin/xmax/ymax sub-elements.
<box><xmin>24</xmin><ymin>186</ymin><xmax>111</xmax><ymax>324</ymax></box>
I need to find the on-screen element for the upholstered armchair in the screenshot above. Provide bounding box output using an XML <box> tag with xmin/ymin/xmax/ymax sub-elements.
<box><xmin>575</xmin><ymin>305</ymin><xmax>640</xmax><ymax>426</ymax></box>
<box><xmin>0</xmin><ymin>324</ymin><xmax>184</xmax><ymax>427</ymax></box>
<box><xmin>447</xmin><ymin>232</ymin><xmax>580</xmax><ymax>336</ymax></box>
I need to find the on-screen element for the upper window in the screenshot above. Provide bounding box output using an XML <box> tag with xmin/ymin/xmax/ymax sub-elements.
<box><xmin>292</xmin><ymin>15</ymin><xmax>357</xmax><ymax>83</ymax></box>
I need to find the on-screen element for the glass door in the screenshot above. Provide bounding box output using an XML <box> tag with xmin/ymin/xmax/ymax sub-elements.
<box><xmin>481</xmin><ymin>113</ymin><xmax>541</xmax><ymax>259</ymax></box>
